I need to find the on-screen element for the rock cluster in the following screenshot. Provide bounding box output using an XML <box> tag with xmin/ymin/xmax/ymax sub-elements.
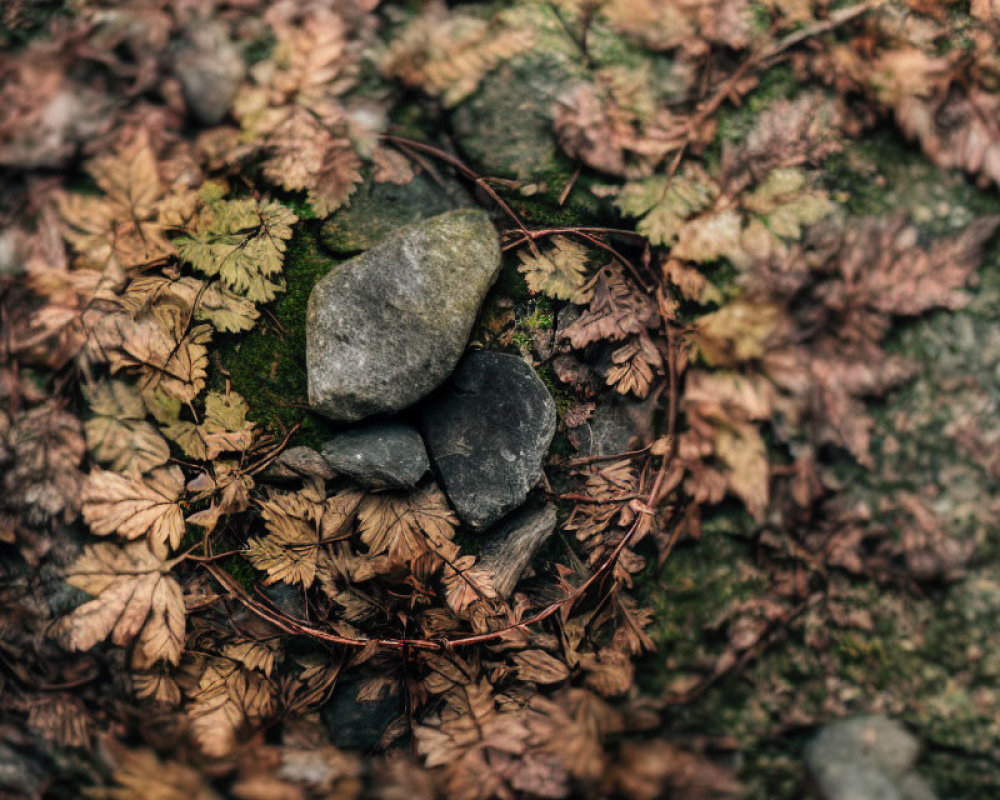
<box><xmin>304</xmin><ymin>208</ymin><xmax>556</xmax><ymax>572</ymax></box>
<box><xmin>805</xmin><ymin>715</ymin><xmax>937</xmax><ymax>800</ymax></box>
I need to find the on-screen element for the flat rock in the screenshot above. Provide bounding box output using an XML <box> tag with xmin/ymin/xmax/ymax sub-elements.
<box><xmin>421</xmin><ymin>351</ymin><xmax>556</xmax><ymax>529</ymax></box>
<box><xmin>307</xmin><ymin>210</ymin><xmax>501</xmax><ymax>422</ymax></box>
<box><xmin>320</xmin><ymin>422</ymin><xmax>429</xmax><ymax>490</ymax></box>
<box><xmin>261</xmin><ymin>445</ymin><xmax>335</xmax><ymax>481</ymax></box>
<box><xmin>479</xmin><ymin>502</ymin><xmax>557</xmax><ymax>598</ymax></box>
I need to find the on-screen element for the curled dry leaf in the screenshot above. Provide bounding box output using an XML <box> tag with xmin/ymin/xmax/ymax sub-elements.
<box><xmin>560</xmin><ymin>263</ymin><xmax>660</xmax><ymax>349</ymax></box>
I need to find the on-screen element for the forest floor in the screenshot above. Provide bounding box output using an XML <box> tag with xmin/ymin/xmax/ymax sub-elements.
<box><xmin>3</xmin><ymin>1</ymin><xmax>1000</xmax><ymax>798</ymax></box>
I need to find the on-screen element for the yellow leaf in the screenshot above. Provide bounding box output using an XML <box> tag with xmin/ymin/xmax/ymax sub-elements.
<box><xmin>517</xmin><ymin>236</ymin><xmax>593</xmax><ymax>303</ymax></box>
<box><xmin>714</xmin><ymin>421</ymin><xmax>769</xmax><ymax>521</ymax></box>
<box><xmin>175</xmin><ymin>198</ymin><xmax>296</xmax><ymax>304</ymax></box>
<box><xmin>693</xmin><ymin>300</ymin><xmax>780</xmax><ymax>367</ymax></box>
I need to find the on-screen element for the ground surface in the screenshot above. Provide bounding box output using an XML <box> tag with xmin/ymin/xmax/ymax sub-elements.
<box><xmin>2</xmin><ymin>2</ymin><xmax>1000</xmax><ymax>798</ymax></box>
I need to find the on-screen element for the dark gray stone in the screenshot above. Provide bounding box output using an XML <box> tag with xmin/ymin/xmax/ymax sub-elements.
<box><xmin>805</xmin><ymin>715</ymin><xmax>936</xmax><ymax>800</ymax></box>
<box><xmin>320</xmin><ymin>422</ymin><xmax>429</xmax><ymax>490</ymax></box>
<box><xmin>479</xmin><ymin>502</ymin><xmax>557</xmax><ymax>598</ymax></box>
<box><xmin>307</xmin><ymin>210</ymin><xmax>501</xmax><ymax>422</ymax></box>
<box><xmin>567</xmin><ymin>391</ymin><xmax>661</xmax><ymax>457</ymax></box>
<box><xmin>421</xmin><ymin>351</ymin><xmax>556</xmax><ymax>529</ymax></box>
<box><xmin>321</xmin><ymin>673</ymin><xmax>404</xmax><ymax>751</ymax></box>
<box><xmin>321</xmin><ymin>173</ymin><xmax>471</xmax><ymax>254</ymax></box>
<box><xmin>174</xmin><ymin>24</ymin><xmax>245</xmax><ymax>125</ymax></box>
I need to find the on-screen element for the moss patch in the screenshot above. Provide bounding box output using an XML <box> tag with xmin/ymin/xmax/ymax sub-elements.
<box><xmin>209</xmin><ymin>221</ymin><xmax>340</xmax><ymax>451</ymax></box>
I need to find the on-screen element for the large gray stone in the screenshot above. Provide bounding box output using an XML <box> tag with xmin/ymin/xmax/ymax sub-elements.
<box><xmin>306</xmin><ymin>210</ymin><xmax>501</xmax><ymax>422</ymax></box>
<box><xmin>320</xmin><ymin>422</ymin><xmax>429</xmax><ymax>490</ymax></box>
<box><xmin>420</xmin><ymin>351</ymin><xmax>556</xmax><ymax>529</ymax></box>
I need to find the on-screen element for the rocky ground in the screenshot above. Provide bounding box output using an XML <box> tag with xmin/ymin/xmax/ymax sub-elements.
<box><xmin>3</xmin><ymin>2</ymin><xmax>1000</xmax><ymax>799</ymax></box>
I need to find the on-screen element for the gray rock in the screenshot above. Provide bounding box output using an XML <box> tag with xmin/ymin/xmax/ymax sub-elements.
<box><xmin>321</xmin><ymin>172</ymin><xmax>471</xmax><ymax>254</ymax></box>
<box><xmin>321</xmin><ymin>673</ymin><xmax>404</xmax><ymax>751</ymax></box>
<box><xmin>898</xmin><ymin>774</ymin><xmax>938</xmax><ymax>800</ymax></box>
<box><xmin>479</xmin><ymin>502</ymin><xmax>557</xmax><ymax>598</ymax></box>
<box><xmin>809</xmin><ymin>762</ymin><xmax>904</xmax><ymax>800</ymax></box>
<box><xmin>320</xmin><ymin>422</ymin><xmax>429</xmax><ymax>490</ymax></box>
<box><xmin>807</xmin><ymin>715</ymin><xmax>919</xmax><ymax>777</ymax></box>
<box><xmin>262</xmin><ymin>445</ymin><xmax>335</xmax><ymax>481</ymax></box>
<box><xmin>421</xmin><ymin>351</ymin><xmax>556</xmax><ymax>529</ymax></box>
<box><xmin>451</xmin><ymin>56</ymin><xmax>569</xmax><ymax>181</ymax></box>
<box><xmin>806</xmin><ymin>715</ymin><xmax>936</xmax><ymax>800</ymax></box>
<box><xmin>307</xmin><ymin>210</ymin><xmax>501</xmax><ymax>422</ymax></box>
<box><xmin>174</xmin><ymin>24</ymin><xmax>245</xmax><ymax>125</ymax></box>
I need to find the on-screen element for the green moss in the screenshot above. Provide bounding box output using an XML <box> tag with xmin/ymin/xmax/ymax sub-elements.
<box><xmin>209</xmin><ymin>222</ymin><xmax>339</xmax><ymax>451</ymax></box>
<box><xmin>220</xmin><ymin>554</ymin><xmax>260</xmax><ymax>591</ymax></box>
<box><xmin>536</xmin><ymin>363</ymin><xmax>575</xmax><ymax>417</ymax></box>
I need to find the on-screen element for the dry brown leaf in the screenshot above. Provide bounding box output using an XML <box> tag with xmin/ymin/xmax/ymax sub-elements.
<box><xmin>442</xmin><ymin>555</ymin><xmax>499</xmax><ymax>616</ymax></box>
<box><xmin>84</xmin><ymin>380</ymin><xmax>170</xmax><ymax>474</ymax></box>
<box><xmin>512</xmin><ymin>650</ymin><xmax>570</xmax><ymax>685</ymax></box>
<box><xmin>382</xmin><ymin>5</ymin><xmax>531</xmax><ymax>106</ymax></box>
<box><xmin>57</xmin><ymin>541</ymin><xmax>184</xmax><ymax>666</ymax></box>
<box><xmin>57</xmin><ymin>128</ymin><xmax>176</xmax><ymax>275</ymax></box>
<box><xmin>561</xmin><ymin>262</ymin><xmax>660</xmax><ymax>349</ymax></box>
<box><xmin>86</xmin><ymin>746</ymin><xmax>217</xmax><ymax>800</ymax></box>
<box><xmin>358</xmin><ymin>485</ymin><xmax>459</xmax><ymax>565</ymax></box>
<box><xmin>3</xmin><ymin>401</ymin><xmax>85</xmax><ymax>524</ymax></box>
<box><xmin>372</xmin><ymin>146</ymin><xmax>417</xmax><ymax>185</ymax></box>
<box><xmin>607</xmin><ymin>739</ymin><xmax>742</xmax><ymax>800</ymax></box>
<box><xmin>187</xmin><ymin>658</ymin><xmax>275</xmax><ymax>758</ymax></box>
<box><xmin>81</xmin><ymin>466</ymin><xmax>186</xmax><ymax>558</ymax></box>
